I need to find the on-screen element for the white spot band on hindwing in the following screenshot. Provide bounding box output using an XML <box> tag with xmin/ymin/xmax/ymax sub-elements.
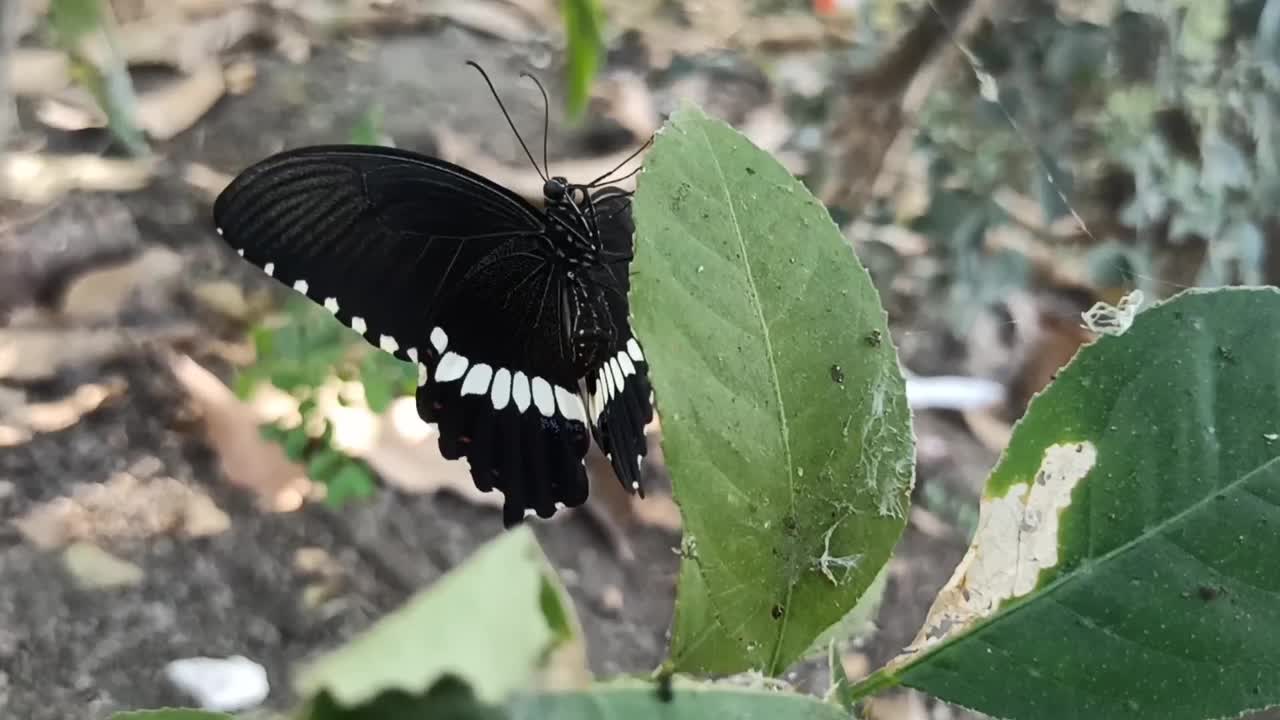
<box><xmin>436</xmin><ymin>352</ymin><xmax>468</xmax><ymax>382</ymax></box>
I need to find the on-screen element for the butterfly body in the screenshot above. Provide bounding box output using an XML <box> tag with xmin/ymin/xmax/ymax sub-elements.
<box><xmin>214</xmin><ymin>144</ymin><xmax>653</xmax><ymax>527</ymax></box>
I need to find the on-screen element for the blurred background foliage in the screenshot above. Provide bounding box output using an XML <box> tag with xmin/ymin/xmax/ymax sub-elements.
<box><xmin>873</xmin><ymin>0</ymin><xmax>1280</xmax><ymax>336</ymax></box>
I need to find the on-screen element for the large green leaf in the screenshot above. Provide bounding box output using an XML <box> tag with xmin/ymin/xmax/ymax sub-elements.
<box><xmin>513</xmin><ymin>679</ymin><xmax>850</xmax><ymax>719</ymax></box>
<box><xmin>295</xmin><ymin>526</ymin><xmax>580</xmax><ymax>708</ymax></box>
<box><xmin>856</xmin><ymin>287</ymin><xmax>1280</xmax><ymax>719</ymax></box>
<box><xmin>631</xmin><ymin>105</ymin><xmax>914</xmax><ymax>675</ymax></box>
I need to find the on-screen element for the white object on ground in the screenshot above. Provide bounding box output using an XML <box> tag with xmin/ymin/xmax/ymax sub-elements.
<box><xmin>906</xmin><ymin>375</ymin><xmax>1007</xmax><ymax>411</ymax></box>
<box><xmin>164</xmin><ymin>655</ymin><xmax>270</xmax><ymax>712</ymax></box>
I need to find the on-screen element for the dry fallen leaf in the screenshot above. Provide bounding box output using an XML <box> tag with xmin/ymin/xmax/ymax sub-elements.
<box><xmin>62</xmin><ymin>541</ymin><xmax>146</xmax><ymax>589</ymax></box>
<box><xmin>135</xmin><ymin>62</ymin><xmax>227</xmax><ymax>140</ymax></box>
<box><xmin>8</xmin><ymin>48</ymin><xmax>71</xmax><ymax>96</ymax></box>
<box><xmin>183</xmin><ymin>161</ymin><xmax>234</xmax><ymax>201</ymax></box>
<box><xmin>0</xmin><ymin>376</ymin><xmax>127</xmax><ymax>447</ymax></box>
<box><xmin>190</xmin><ymin>280</ymin><xmax>252</xmax><ymax>321</ymax></box>
<box><xmin>13</xmin><ymin>472</ymin><xmax>231</xmax><ymax>550</ymax></box>
<box><xmin>863</xmin><ymin>690</ymin><xmax>930</xmax><ymax>720</ymax></box>
<box><xmin>168</xmin><ymin>352</ymin><xmax>312</xmax><ymax>511</ymax></box>
<box><xmin>59</xmin><ymin>246</ymin><xmax>184</xmax><ymax>321</ymax></box>
<box><xmin>1</xmin><ymin>151</ymin><xmax>156</xmax><ymax>205</ymax></box>
<box><xmin>0</xmin><ymin>325</ymin><xmax>197</xmax><ymax>382</ymax></box>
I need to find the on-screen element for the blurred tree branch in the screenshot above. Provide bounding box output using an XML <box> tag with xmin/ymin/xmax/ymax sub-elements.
<box><xmin>820</xmin><ymin>0</ymin><xmax>995</xmax><ymax>213</ymax></box>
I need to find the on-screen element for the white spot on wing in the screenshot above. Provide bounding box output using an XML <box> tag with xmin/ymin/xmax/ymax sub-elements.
<box><xmin>609</xmin><ymin>358</ymin><xmax>625</xmax><ymax>391</ymax></box>
<box><xmin>555</xmin><ymin>386</ymin><xmax>586</xmax><ymax>422</ymax></box>
<box><xmin>217</xmin><ymin>227</ymin><xmax>224</xmax><ymax>236</ymax></box>
<box><xmin>512</xmin><ymin>371</ymin><xmax>532</xmax><ymax>412</ymax></box>
<box><xmin>602</xmin><ymin>366</ymin><xmax>616</xmax><ymax>400</ymax></box>
<box><xmin>531</xmin><ymin>377</ymin><xmax>555</xmax><ymax>417</ymax></box>
<box><xmin>490</xmin><ymin>368</ymin><xmax>512</xmax><ymax>409</ymax></box>
<box><xmin>406</xmin><ymin>347</ymin><xmax>418</xmax><ymax>363</ymax></box>
<box><xmin>323</xmin><ymin>297</ymin><xmax>339</xmax><ymax>314</ymax></box>
<box><xmin>417</xmin><ymin>362</ymin><xmax>428</xmax><ymax>386</ymax></box>
<box><xmin>351</xmin><ymin>316</ymin><xmax>367</xmax><ymax>335</ymax></box>
<box><xmin>626</xmin><ymin>338</ymin><xmax>644</xmax><ymax>362</ymax></box>
<box><xmin>436</xmin><ymin>352</ymin><xmax>468</xmax><ymax>382</ymax></box>
<box><xmin>293</xmin><ymin>279</ymin><xmax>308</xmax><ymax>295</ymax></box>
<box><xmin>430</xmin><ymin>327</ymin><xmax>448</xmax><ymax>353</ymax></box>
<box><xmin>263</xmin><ymin>262</ymin><xmax>275</xmax><ymax>277</ymax></box>
<box><xmin>379</xmin><ymin>334</ymin><xmax>399</xmax><ymax>354</ymax></box>
<box><xmin>236</xmin><ymin>248</ymin><xmax>243</xmax><ymax>257</ymax></box>
<box><xmin>461</xmin><ymin>363</ymin><xmax>494</xmax><ymax>396</ymax></box>
<box><xmin>618</xmin><ymin>352</ymin><xmax>636</xmax><ymax>376</ymax></box>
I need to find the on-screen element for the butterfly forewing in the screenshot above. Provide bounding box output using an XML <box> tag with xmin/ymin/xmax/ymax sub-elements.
<box><xmin>215</xmin><ymin>145</ymin><xmax>595</xmax><ymax>526</ymax></box>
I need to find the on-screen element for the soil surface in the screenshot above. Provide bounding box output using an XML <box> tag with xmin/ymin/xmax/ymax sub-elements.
<box><xmin>0</xmin><ymin>25</ymin><xmax>995</xmax><ymax>720</ymax></box>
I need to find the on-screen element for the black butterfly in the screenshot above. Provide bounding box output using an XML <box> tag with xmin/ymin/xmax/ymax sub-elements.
<box><xmin>213</xmin><ymin>63</ymin><xmax>654</xmax><ymax>527</ymax></box>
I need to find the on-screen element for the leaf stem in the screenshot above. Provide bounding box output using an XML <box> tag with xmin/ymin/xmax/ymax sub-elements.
<box><xmin>845</xmin><ymin>666</ymin><xmax>902</xmax><ymax>702</ymax></box>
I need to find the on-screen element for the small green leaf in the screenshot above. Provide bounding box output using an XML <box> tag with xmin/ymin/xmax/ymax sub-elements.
<box><xmin>802</xmin><ymin>562</ymin><xmax>889</xmax><ymax>660</ymax></box>
<box><xmin>307</xmin><ymin>449</ymin><xmax>347</xmax><ymax>484</ymax></box>
<box><xmin>108</xmin><ymin>711</ymin><xmax>232</xmax><ymax>720</ymax></box>
<box><xmin>296</xmin><ymin>526</ymin><xmax>579</xmax><ymax>707</ymax></box>
<box><xmin>349</xmin><ymin>104</ymin><xmax>391</xmax><ymax>147</ymax></box>
<box><xmin>49</xmin><ymin>0</ymin><xmax>102</xmax><ymax>40</ymax></box>
<box><xmin>561</xmin><ymin>0</ymin><xmax>604</xmax><ymax>120</ymax></box>
<box><xmin>283</xmin><ymin>425</ymin><xmax>310</xmax><ymax>461</ymax></box>
<box><xmin>828</xmin><ymin>640</ymin><xmax>858</xmax><ymax>714</ymax></box>
<box><xmin>49</xmin><ymin>0</ymin><xmax>148</xmax><ymax>155</ymax></box>
<box><xmin>632</xmin><ymin>105</ymin><xmax>914</xmax><ymax>676</ymax></box>
<box><xmin>359</xmin><ymin>352</ymin><xmax>404</xmax><ymax>413</ymax></box>
<box><xmin>870</xmin><ymin>287</ymin><xmax>1280</xmax><ymax>720</ymax></box>
<box><xmin>259</xmin><ymin>422</ymin><xmax>288</xmax><ymax>445</ymax></box>
<box><xmin>513</xmin><ymin>680</ymin><xmax>850</xmax><ymax>719</ymax></box>
<box><xmin>324</xmin><ymin>463</ymin><xmax>375</xmax><ymax>507</ymax></box>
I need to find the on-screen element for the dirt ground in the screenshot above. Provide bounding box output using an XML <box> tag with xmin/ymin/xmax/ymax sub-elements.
<box><xmin>0</xmin><ymin>23</ymin><xmax>999</xmax><ymax>720</ymax></box>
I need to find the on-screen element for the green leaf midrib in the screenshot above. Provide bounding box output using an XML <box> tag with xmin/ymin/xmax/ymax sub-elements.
<box><xmin>693</xmin><ymin>120</ymin><xmax>798</xmax><ymax>673</ymax></box>
<box><xmin>887</xmin><ymin>450</ymin><xmax>1280</xmax><ymax>689</ymax></box>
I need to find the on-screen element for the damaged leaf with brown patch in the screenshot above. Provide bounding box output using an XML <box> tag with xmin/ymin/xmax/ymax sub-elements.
<box><xmin>855</xmin><ymin>287</ymin><xmax>1280</xmax><ymax>720</ymax></box>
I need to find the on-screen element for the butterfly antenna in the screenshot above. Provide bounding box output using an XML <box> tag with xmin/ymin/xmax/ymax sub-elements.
<box><xmin>520</xmin><ymin>72</ymin><xmax>553</xmax><ymax>179</ymax></box>
<box><xmin>466</xmin><ymin>60</ymin><xmax>547</xmax><ymax>182</ymax></box>
<box><xmin>587</xmin><ymin>135</ymin><xmax>654</xmax><ymax>187</ymax></box>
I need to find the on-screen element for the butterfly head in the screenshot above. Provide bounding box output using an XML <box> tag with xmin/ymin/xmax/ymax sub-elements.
<box><xmin>543</xmin><ymin>176</ymin><xmax>569</xmax><ymax>203</ymax></box>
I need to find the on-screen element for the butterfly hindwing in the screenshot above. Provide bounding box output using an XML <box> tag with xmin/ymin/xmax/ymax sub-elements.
<box><xmin>215</xmin><ymin>144</ymin><xmax>592</xmax><ymax>525</ymax></box>
<box><xmin>582</xmin><ymin>188</ymin><xmax>655</xmax><ymax>495</ymax></box>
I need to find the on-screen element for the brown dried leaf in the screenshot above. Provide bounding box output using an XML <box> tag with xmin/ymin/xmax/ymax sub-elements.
<box><xmin>9</xmin><ymin>48</ymin><xmax>72</xmax><ymax>96</ymax></box>
<box><xmin>135</xmin><ymin>62</ymin><xmax>226</xmax><ymax>140</ymax></box>
<box><xmin>0</xmin><ymin>376</ymin><xmax>127</xmax><ymax>445</ymax></box>
<box><xmin>168</xmin><ymin>352</ymin><xmax>312</xmax><ymax>511</ymax></box>
<box><xmin>190</xmin><ymin>280</ymin><xmax>251</xmax><ymax>321</ymax></box>
<box><xmin>13</xmin><ymin>472</ymin><xmax>231</xmax><ymax>550</ymax></box>
<box><xmin>0</xmin><ymin>325</ymin><xmax>196</xmax><ymax>382</ymax></box>
<box><xmin>59</xmin><ymin>246</ymin><xmax>184</xmax><ymax>320</ymax></box>
<box><xmin>1</xmin><ymin>151</ymin><xmax>156</xmax><ymax>205</ymax></box>
<box><xmin>183</xmin><ymin>161</ymin><xmax>234</xmax><ymax>200</ymax></box>
<box><xmin>62</xmin><ymin>541</ymin><xmax>146</xmax><ymax>589</ymax></box>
